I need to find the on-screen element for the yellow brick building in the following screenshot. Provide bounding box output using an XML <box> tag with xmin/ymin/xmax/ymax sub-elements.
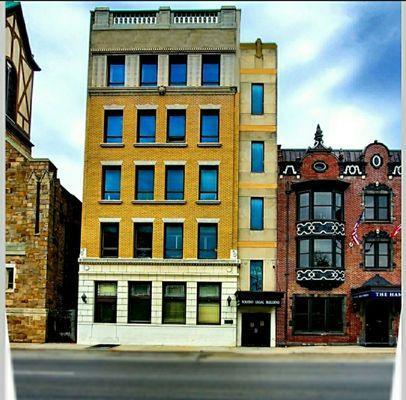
<box><xmin>78</xmin><ymin>6</ymin><xmax>281</xmax><ymax>347</ymax></box>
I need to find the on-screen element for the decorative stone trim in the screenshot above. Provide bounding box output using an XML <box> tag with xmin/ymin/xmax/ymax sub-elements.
<box><xmin>199</xmin><ymin>104</ymin><xmax>221</xmax><ymax>109</ymax></box>
<box><xmin>195</xmin><ymin>200</ymin><xmax>221</xmax><ymax>205</ymax></box>
<box><xmin>133</xmin><ymin>160</ymin><xmax>156</xmax><ymax>166</ymax></box>
<box><xmin>103</xmin><ymin>105</ymin><xmax>125</xmax><ymax>110</ymax></box>
<box><xmin>196</xmin><ymin>218</ymin><xmax>220</xmax><ymax>223</ymax></box>
<box><xmin>132</xmin><ymin>218</ymin><xmax>155</xmax><ymax>223</ymax></box>
<box><xmin>162</xmin><ymin>218</ymin><xmax>185</xmax><ymax>223</ymax></box>
<box><xmin>165</xmin><ymin>104</ymin><xmax>188</xmax><ymax>110</ymax></box>
<box><xmin>133</xmin><ymin>143</ymin><xmax>188</xmax><ymax>148</ymax></box>
<box><xmin>164</xmin><ymin>160</ymin><xmax>187</xmax><ymax>165</ymax></box>
<box><xmin>132</xmin><ymin>200</ymin><xmax>186</xmax><ymax>205</ymax></box>
<box><xmin>89</xmin><ymin>87</ymin><xmax>236</xmax><ymax>96</ymax></box>
<box><xmin>91</xmin><ymin>48</ymin><xmax>236</xmax><ymax>54</ymax></box>
<box><xmin>100</xmin><ymin>143</ymin><xmax>125</xmax><ymax>148</ymax></box>
<box><xmin>100</xmin><ymin>160</ymin><xmax>123</xmax><ymax>166</ymax></box>
<box><xmin>198</xmin><ymin>160</ymin><xmax>220</xmax><ymax>166</ymax></box>
<box><xmin>98</xmin><ymin>217</ymin><xmax>121</xmax><ymax>223</ymax></box>
<box><xmin>296</xmin><ymin>269</ymin><xmax>345</xmax><ymax>282</ymax></box>
<box><xmin>98</xmin><ymin>200</ymin><xmax>122</xmax><ymax>205</ymax></box>
<box><xmin>197</xmin><ymin>143</ymin><xmax>222</xmax><ymax>148</ymax></box>
<box><xmin>136</xmin><ymin>104</ymin><xmax>158</xmax><ymax>110</ymax></box>
<box><xmin>296</xmin><ymin>221</ymin><xmax>345</xmax><ymax>236</ymax></box>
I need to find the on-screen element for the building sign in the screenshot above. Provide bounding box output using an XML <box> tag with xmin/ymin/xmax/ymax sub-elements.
<box><xmin>235</xmin><ymin>291</ymin><xmax>283</xmax><ymax>307</ymax></box>
<box><xmin>352</xmin><ymin>290</ymin><xmax>401</xmax><ymax>300</ymax></box>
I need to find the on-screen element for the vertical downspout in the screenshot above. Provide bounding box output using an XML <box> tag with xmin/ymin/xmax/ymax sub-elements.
<box><xmin>284</xmin><ymin>181</ymin><xmax>291</xmax><ymax>346</ymax></box>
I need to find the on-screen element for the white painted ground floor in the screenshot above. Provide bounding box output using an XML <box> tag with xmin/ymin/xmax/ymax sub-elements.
<box><xmin>76</xmin><ymin>258</ymin><xmax>281</xmax><ymax>347</ymax></box>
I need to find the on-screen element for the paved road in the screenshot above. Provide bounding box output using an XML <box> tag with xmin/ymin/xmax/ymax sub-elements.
<box><xmin>12</xmin><ymin>350</ymin><xmax>394</xmax><ymax>400</ymax></box>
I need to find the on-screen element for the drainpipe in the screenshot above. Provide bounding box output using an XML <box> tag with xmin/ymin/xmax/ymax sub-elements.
<box><xmin>284</xmin><ymin>181</ymin><xmax>292</xmax><ymax>346</ymax></box>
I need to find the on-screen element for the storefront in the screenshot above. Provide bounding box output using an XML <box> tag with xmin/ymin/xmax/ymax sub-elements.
<box><xmin>236</xmin><ymin>291</ymin><xmax>283</xmax><ymax>347</ymax></box>
<box><xmin>351</xmin><ymin>275</ymin><xmax>401</xmax><ymax>347</ymax></box>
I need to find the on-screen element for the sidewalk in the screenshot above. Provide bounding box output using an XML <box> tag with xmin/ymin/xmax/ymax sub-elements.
<box><xmin>10</xmin><ymin>342</ymin><xmax>396</xmax><ymax>356</ymax></box>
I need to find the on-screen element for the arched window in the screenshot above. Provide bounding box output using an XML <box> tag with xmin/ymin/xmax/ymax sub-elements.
<box><xmin>363</xmin><ymin>231</ymin><xmax>392</xmax><ymax>270</ymax></box>
<box><xmin>6</xmin><ymin>60</ymin><xmax>17</xmax><ymax>120</ymax></box>
<box><xmin>363</xmin><ymin>183</ymin><xmax>391</xmax><ymax>222</ymax></box>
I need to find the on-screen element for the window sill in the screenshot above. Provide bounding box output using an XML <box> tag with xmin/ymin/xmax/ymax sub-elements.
<box><xmin>197</xmin><ymin>143</ymin><xmax>222</xmax><ymax>148</ymax></box>
<box><xmin>196</xmin><ymin>200</ymin><xmax>221</xmax><ymax>205</ymax></box>
<box><xmin>293</xmin><ymin>332</ymin><xmax>345</xmax><ymax>336</ymax></box>
<box><xmin>133</xmin><ymin>143</ymin><xmax>188</xmax><ymax>148</ymax></box>
<box><xmin>363</xmin><ymin>220</ymin><xmax>392</xmax><ymax>224</ymax></box>
<box><xmin>100</xmin><ymin>143</ymin><xmax>125</xmax><ymax>148</ymax></box>
<box><xmin>132</xmin><ymin>200</ymin><xmax>186</xmax><ymax>205</ymax></box>
<box><xmin>363</xmin><ymin>268</ymin><xmax>393</xmax><ymax>272</ymax></box>
<box><xmin>99</xmin><ymin>200</ymin><xmax>123</xmax><ymax>205</ymax></box>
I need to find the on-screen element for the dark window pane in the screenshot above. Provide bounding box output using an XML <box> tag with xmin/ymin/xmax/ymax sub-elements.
<box><xmin>251</xmin><ymin>142</ymin><xmax>264</xmax><ymax>172</ymax></box>
<box><xmin>198</xmin><ymin>224</ymin><xmax>217</xmax><ymax>259</ymax></box>
<box><xmin>250</xmin><ymin>260</ymin><xmax>263</xmax><ymax>291</ymax></box>
<box><xmin>202</xmin><ymin>55</ymin><xmax>220</xmax><ymax>86</ymax></box>
<box><xmin>364</xmin><ymin>195</ymin><xmax>374</xmax><ymax>207</ymax></box>
<box><xmin>102</xmin><ymin>167</ymin><xmax>121</xmax><ymax>200</ymax></box>
<box><xmin>365</xmin><ymin>255</ymin><xmax>375</xmax><ymax>268</ymax></box>
<box><xmin>136</xmin><ymin>167</ymin><xmax>154</xmax><ymax>200</ymax></box>
<box><xmin>165</xmin><ymin>167</ymin><xmax>184</xmax><ymax>200</ymax></box>
<box><xmin>164</xmin><ymin>224</ymin><xmax>183</xmax><ymax>258</ymax></box>
<box><xmin>299</xmin><ymin>192</ymin><xmax>310</xmax><ymax>207</ymax></box>
<box><xmin>108</xmin><ymin>56</ymin><xmax>125</xmax><ymax>86</ymax></box>
<box><xmin>378</xmin><ymin>256</ymin><xmax>389</xmax><ymax>268</ymax></box>
<box><xmin>128</xmin><ymin>282</ymin><xmax>151</xmax><ymax>323</ymax></box>
<box><xmin>299</xmin><ymin>207</ymin><xmax>310</xmax><ymax>221</ymax></box>
<box><xmin>314</xmin><ymin>206</ymin><xmax>332</xmax><ymax>220</ymax></box>
<box><xmin>6</xmin><ymin>61</ymin><xmax>17</xmax><ymax>120</ymax></box>
<box><xmin>167</xmin><ymin>111</ymin><xmax>186</xmax><ymax>142</ymax></box>
<box><xmin>314</xmin><ymin>239</ymin><xmax>333</xmax><ymax>267</ymax></box>
<box><xmin>326</xmin><ymin>298</ymin><xmax>344</xmax><ymax>332</ymax></box>
<box><xmin>101</xmin><ymin>223</ymin><xmax>119</xmax><ymax>258</ymax></box>
<box><xmin>104</xmin><ymin>111</ymin><xmax>123</xmax><ymax>143</ymax></box>
<box><xmin>310</xmin><ymin>298</ymin><xmax>325</xmax><ymax>331</ymax></box>
<box><xmin>95</xmin><ymin>282</ymin><xmax>117</xmax><ymax>323</ymax></box>
<box><xmin>201</xmin><ymin>110</ymin><xmax>219</xmax><ymax>143</ymax></box>
<box><xmin>199</xmin><ymin>167</ymin><xmax>218</xmax><ymax>200</ymax></box>
<box><xmin>378</xmin><ymin>208</ymin><xmax>388</xmax><ymax>220</ymax></box>
<box><xmin>294</xmin><ymin>297</ymin><xmax>309</xmax><ymax>331</ymax></box>
<box><xmin>314</xmin><ymin>192</ymin><xmax>332</xmax><ymax>205</ymax></box>
<box><xmin>250</xmin><ymin>198</ymin><xmax>264</xmax><ymax>230</ymax></box>
<box><xmin>6</xmin><ymin>267</ymin><xmax>14</xmax><ymax>290</ymax></box>
<box><xmin>163</xmin><ymin>283</ymin><xmax>186</xmax><ymax>324</ymax></box>
<box><xmin>140</xmin><ymin>56</ymin><xmax>157</xmax><ymax>86</ymax></box>
<box><xmin>251</xmin><ymin>84</ymin><xmax>264</xmax><ymax>115</ymax></box>
<box><xmin>299</xmin><ymin>239</ymin><xmax>310</xmax><ymax>268</ymax></box>
<box><xmin>169</xmin><ymin>55</ymin><xmax>187</xmax><ymax>86</ymax></box>
<box><xmin>137</xmin><ymin>111</ymin><xmax>156</xmax><ymax>143</ymax></box>
<box><xmin>378</xmin><ymin>195</ymin><xmax>388</xmax><ymax>207</ymax></box>
<box><xmin>365</xmin><ymin>208</ymin><xmax>374</xmax><ymax>220</ymax></box>
<box><xmin>134</xmin><ymin>223</ymin><xmax>153</xmax><ymax>258</ymax></box>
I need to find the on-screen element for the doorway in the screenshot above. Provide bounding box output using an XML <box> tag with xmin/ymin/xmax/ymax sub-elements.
<box><xmin>241</xmin><ymin>313</ymin><xmax>270</xmax><ymax>347</ymax></box>
<box><xmin>365</xmin><ymin>302</ymin><xmax>389</xmax><ymax>345</ymax></box>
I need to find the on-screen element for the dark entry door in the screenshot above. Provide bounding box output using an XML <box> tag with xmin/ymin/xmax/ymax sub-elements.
<box><xmin>365</xmin><ymin>302</ymin><xmax>389</xmax><ymax>345</ymax></box>
<box><xmin>242</xmin><ymin>313</ymin><xmax>270</xmax><ymax>347</ymax></box>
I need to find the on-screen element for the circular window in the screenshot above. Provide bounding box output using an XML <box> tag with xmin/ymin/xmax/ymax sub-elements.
<box><xmin>313</xmin><ymin>161</ymin><xmax>328</xmax><ymax>173</ymax></box>
<box><xmin>371</xmin><ymin>154</ymin><xmax>382</xmax><ymax>169</ymax></box>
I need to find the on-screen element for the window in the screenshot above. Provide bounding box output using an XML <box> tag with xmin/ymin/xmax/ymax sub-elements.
<box><xmin>137</xmin><ymin>110</ymin><xmax>156</xmax><ymax>143</ymax></box>
<box><xmin>134</xmin><ymin>223</ymin><xmax>153</xmax><ymax>258</ymax></box>
<box><xmin>297</xmin><ymin>191</ymin><xmax>343</xmax><ymax>221</ymax></box>
<box><xmin>5</xmin><ymin>264</ymin><xmax>15</xmax><ymax>291</ymax></box>
<box><xmin>364</xmin><ymin>193</ymin><xmax>390</xmax><ymax>221</ymax></box>
<box><xmin>128</xmin><ymin>282</ymin><xmax>151</xmax><ymax>323</ymax></box>
<box><xmin>198</xmin><ymin>224</ymin><xmax>217</xmax><ymax>259</ymax></box>
<box><xmin>251</xmin><ymin>83</ymin><xmax>264</xmax><ymax>115</ymax></box>
<box><xmin>364</xmin><ymin>234</ymin><xmax>391</xmax><ymax>269</ymax></box>
<box><xmin>165</xmin><ymin>166</ymin><xmax>184</xmax><ymax>200</ymax></box>
<box><xmin>135</xmin><ymin>166</ymin><xmax>154</xmax><ymax>200</ymax></box>
<box><xmin>164</xmin><ymin>224</ymin><xmax>183</xmax><ymax>259</ymax></box>
<box><xmin>107</xmin><ymin>56</ymin><xmax>125</xmax><ymax>87</ymax></box>
<box><xmin>200</xmin><ymin>110</ymin><xmax>219</xmax><ymax>143</ymax></box>
<box><xmin>6</xmin><ymin>60</ymin><xmax>17</xmax><ymax>120</ymax></box>
<box><xmin>293</xmin><ymin>296</ymin><xmax>344</xmax><ymax>334</ymax></box>
<box><xmin>169</xmin><ymin>55</ymin><xmax>187</xmax><ymax>86</ymax></box>
<box><xmin>202</xmin><ymin>55</ymin><xmax>220</xmax><ymax>86</ymax></box>
<box><xmin>167</xmin><ymin>110</ymin><xmax>186</xmax><ymax>142</ymax></box>
<box><xmin>251</xmin><ymin>142</ymin><xmax>264</xmax><ymax>173</ymax></box>
<box><xmin>100</xmin><ymin>223</ymin><xmax>119</xmax><ymax>258</ymax></box>
<box><xmin>162</xmin><ymin>283</ymin><xmax>186</xmax><ymax>324</ymax></box>
<box><xmin>197</xmin><ymin>283</ymin><xmax>221</xmax><ymax>325</ymax></box>
<box><xmin>298</xmin><ymin>238</ymin><xmax>343</xmax><ymax>269</ymax></box>
<box><xmin>94</xmin><ymin>282</ymin><xmax>117</xmax><ymax>323</ymax></box>
<box><xmin>199</xmin><ymin>166</ymin><xmax>218</xmax><ymax>200</ymax></box>
<box><xmin>102</xmin><ymin>166</ymin><xmax>121</xmax><ymax>200</ymax></box>
<box><xmin>140</xmin><ymin>55</ymin><xmax>158</xmax><ymax>86</ymax></box>
<box><xmin>250</xmin><ymin>260</ymin><xmax>263</xmax><ymax>292</ymax></box>
<box><xmin>104</xmin><ymin>110</ymin><xmax>123</xmax><ymax>143</ymax></box>
<box><xmin>250</xmin><ymin>198</ymin><xmax>264</xmax><ymax>230</ymax></box>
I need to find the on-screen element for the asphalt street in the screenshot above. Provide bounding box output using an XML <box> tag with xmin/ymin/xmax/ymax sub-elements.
<box><xmin>12</xmin><ymin>350</ymin><xmax>394</xmax><ymax>400</ymax></box>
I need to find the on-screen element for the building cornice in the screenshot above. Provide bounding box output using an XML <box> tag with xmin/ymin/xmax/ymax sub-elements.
<box><xmin>88</xmin><ymin>86</ymin><xmax>238</xmax><ymax>96</ymax></box>
<box><xmin>91</xmin><ymin>47</ymin><xmax>236</xmax><ymax>54</ymax></box>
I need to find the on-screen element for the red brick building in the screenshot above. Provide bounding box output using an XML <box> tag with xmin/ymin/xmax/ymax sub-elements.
<box><xmin>276</xmin><ymin>125</ymin><xmax>401</xmax><ymax>346</ymax></box>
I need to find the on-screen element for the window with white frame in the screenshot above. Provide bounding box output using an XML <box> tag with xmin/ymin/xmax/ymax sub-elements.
<box><xmin>5</xmin><ymin>264</ymin><xmax>15</xmax><ymax>291</ymax></box>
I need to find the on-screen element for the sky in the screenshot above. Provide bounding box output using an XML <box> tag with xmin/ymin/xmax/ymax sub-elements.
<box><xmin>21</xmin><ymin>1</ymin><xmax>401</xmax><ymax>200</ymax></box>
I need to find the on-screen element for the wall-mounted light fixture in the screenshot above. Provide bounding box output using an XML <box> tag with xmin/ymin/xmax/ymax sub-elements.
<box><xmin>81</xmin><ymin>293</ymin><xmax>87</xmax><ymax>303</ymax></box>
<box><xmin>227</xmin><ymin>296</ymin><xmax>232</xmax><ymax>307</ymax></box>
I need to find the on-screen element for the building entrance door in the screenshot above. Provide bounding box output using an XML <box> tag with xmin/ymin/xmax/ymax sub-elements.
<box><xmin>365</xmin><ymin>302</ymin><xmax>389</xmax><ymax>345</ymax></box>
<box><xmin>241</xmin><ymin>313</ymin><xmax>270</xmax><ymax>347</ymax></box>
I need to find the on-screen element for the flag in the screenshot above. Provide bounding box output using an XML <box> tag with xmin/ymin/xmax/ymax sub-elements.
<box><xmin>390</xmin><ymin>224</ymin><xmax>401</xmax><ymax>238</ymax></box>
<box><xmin>349</xmin><ymin>211</ymin><xmax>364</xmax><ymax>247</ymax></box>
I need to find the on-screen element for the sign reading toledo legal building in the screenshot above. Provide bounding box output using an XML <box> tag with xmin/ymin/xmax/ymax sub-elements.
<box><xmin>236</xmin><ymin>291</ymin><xmax>284</xmax><ymax>307</ymax></box>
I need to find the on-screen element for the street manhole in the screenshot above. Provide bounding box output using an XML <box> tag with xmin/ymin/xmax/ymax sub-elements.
<box><xmin>87</xmin><ymin>344</ymin><xmax>119</xmax><ymax>350</ymax></box>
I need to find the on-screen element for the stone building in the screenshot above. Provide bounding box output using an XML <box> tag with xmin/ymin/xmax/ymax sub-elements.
<box><xmin>78</xmin><ymin>6</ymin><xmax>282</xmax><ymax>347</ymax></box>
<box><xmin>5</xmin><ymin>1</ymin><xmax>82</xmax><ymax>343</ymax></box>
<box><xmin>276</xmin><ymin>126</ymin><xmax>401</xmax><ymax>346</ymax></box>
